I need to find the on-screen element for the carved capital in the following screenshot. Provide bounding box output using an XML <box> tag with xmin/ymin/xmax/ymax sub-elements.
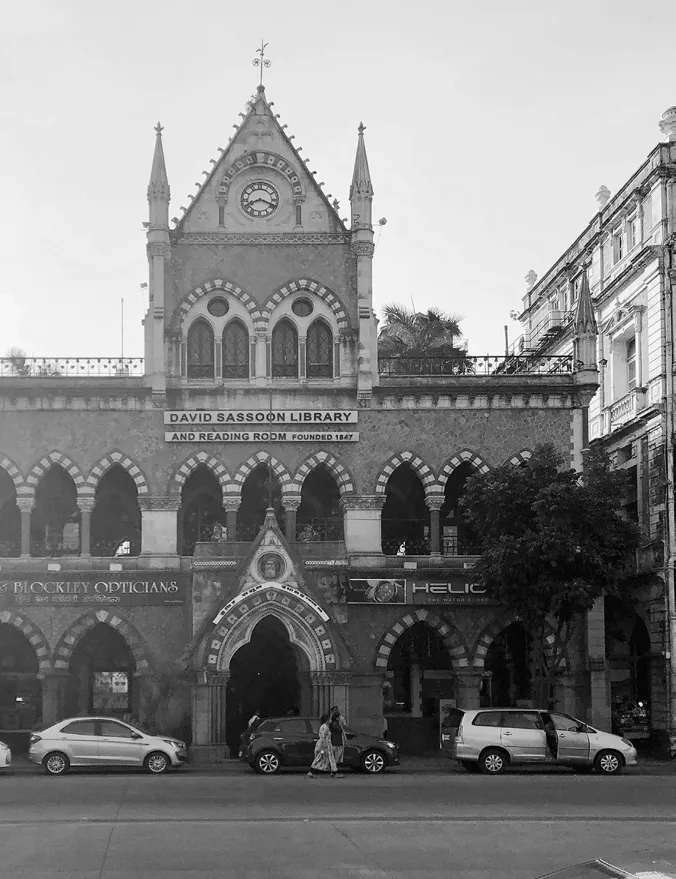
<box><xmin>206</xmin><ymin>671</ymin><xmax>230</xmax><ymax>686</ymax></box>
<box><xmin>339</xmin><ymin>495</ymin><xmax>385</xmax><ymax>512</ymax></box>
<box><xmin>282</xmin><ymin>496</ymin><xmax>302</xmax><ymax>512</ymax></box>
<box><xmin>222</xmin><ymin>497</ymin><xmax>241</xmax><ymax>513</ymax></box>
<box><xmin>15</xmin><ymin>497</ymin><xmax>34</xmax><ymax>513</ymax></box>
<box><xmin>77</xmin><ymin>497</ymin><xmax>96</xmax><ymax>514</ymax></box>
<box><xmin>139</xmin><ymin>496</ymin><xmax>181</xmax><ymax>512</ymax></box>
<box><xmin>425</xmin><ymin>495</ymin><xmax>445</xmax><ymax>512</ymax></box>
<box><xmin>351</xmin><ymin>241</ymin><xmax>375</xmax><ymax>258</ymax></box>
<box><xmin>147</xmin><ymin>242</ymin><xmax>171</xmax><ymax>259</ymax></box>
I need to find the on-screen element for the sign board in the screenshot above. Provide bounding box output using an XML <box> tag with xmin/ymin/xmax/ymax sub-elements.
<box><xmin>164</xmin><ymin>410</ymin><xmax>358</xmax><ymax>425</ymax></box>
<box><xmin>347</xmin><ymin>578</ymin><xmax>492</xmax><ymax>605</ymax></box>
<box><xmin>165</xmin><ymin>430</ymin><xmax>359</xmax><ymax>443</ymax></box>
<box><xmin>0</xmin><ymin>574</ymin><xmax>188</xmax><ymax>608</ymax></box>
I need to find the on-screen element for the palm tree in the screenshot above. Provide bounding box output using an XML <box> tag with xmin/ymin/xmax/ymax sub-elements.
<box><xmin>378</xmin><ymin>305</ymin><xmax>472</xmax><ymax>374</ymax></box>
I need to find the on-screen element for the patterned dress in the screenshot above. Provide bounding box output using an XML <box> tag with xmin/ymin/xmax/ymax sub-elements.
<box><xmin>310</xmin><ymin>722</ymin><xmax>337</xmax><ymax>773</ymax></box>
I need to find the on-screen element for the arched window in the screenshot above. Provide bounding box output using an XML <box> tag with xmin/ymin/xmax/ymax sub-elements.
<box><xmin>271</xmin><ymin>319</ymin><xmax>298</xmax><ymax>378</ymax></box>
<box><xmin>222</xmin><ymin>320</ymin><xmax>249</xmax><ymax>379</ymax></box>
<box><xmin>187</xmin><ymin>319</ymin><xmax>214</xmax><ymax>379</ymax></box>
<box><xmin>306</xmin><ymin>320</ymin><xmax>333</xmax><ymax>379</ymax></box>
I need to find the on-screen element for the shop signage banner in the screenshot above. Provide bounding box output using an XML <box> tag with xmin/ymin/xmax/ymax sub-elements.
<box><xmin>165</xmin><ymin>429</ymin><xmax>359</xmax><ymax>443</ymax></box>
<box><xmin>0</xmin><ymin>574</ymin><xmax>188</xmax><ymax>608</ymax></box>
<box><xmin>347</xmin><ymin>577</ymin><xmax>492</xmax><ymax>605</ymax></box>
<box><xmin>164</xmin><ymin>410</ymin><xmax>358</xmax><ymax>425</ymax></box>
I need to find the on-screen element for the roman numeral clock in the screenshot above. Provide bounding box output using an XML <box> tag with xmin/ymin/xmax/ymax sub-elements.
<box><xmin>240</xmin><ymin>180</ymin><xmax>279</xmax><ymax>218</ymax></box>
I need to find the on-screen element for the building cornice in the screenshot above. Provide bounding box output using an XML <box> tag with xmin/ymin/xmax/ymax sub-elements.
<box><xmin>171</xmin><ymin>232</ymin><xmax>351</xmax><ymax>246</ymax></box>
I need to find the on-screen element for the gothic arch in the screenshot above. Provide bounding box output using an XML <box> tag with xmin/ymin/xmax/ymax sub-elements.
<box><xmin>0</xmin><ymin>454</ymin><xmax>24</xmax><ymax>492</ymax></box>
<box><xmin>374</xmin><ymin>451</ymin><xmax>437</xmax><ymax>497</ymax></box>
<box><xmin>260</xmin><ymin>279</ymin><xmax>350</xmax><ymax>332</ymax></box>
<box><xmin>436</xmin><ymin>450</ymin><xmax>490</xmax><ymax>492</ymax></box>
<box><xmin>169</xmin><ymin>452</ymin><xmax>231</xmax><ymax>498</ymax></box>
<box><xmin>374</xmin><ymin>610</ymin><xmax>469</xmax><ymax>671</ymax></box>
<box><xmin>53</xmin><ymin>610</ymin><xmax>151</xmax><ymax>673</ymax></box>
<box><xmin>232</xmin><ymin>452</ymin><xmax>293</xmax><ymax>498</ymax></box>
<box><xmin>292</xmin><ymin>452</ymin><xmax>355</xmax><ymax>496</ymax></box>
<box><xmin>205</xmin><ymin>586</ymin><xmax>338</xmax><ymax>672</ymax></box>
<box><xmin>0</xmin><ymin>610</ymin><xmax>52</xmax><ymax>673</ymax></box>
<box><xmin>505</xmin><ymin>449</ymin><xmax>533</xmax><ymax>467</ymax></box>
<box><xmin>25</xmin><ymin>452</ymin><xmax>86</xmax><ymax>498</ymax></box>
<box><xmin>170</xmin><ymin>279</ymin><xmax>261</xmax><ymax>333</ymax></box>
<box><xmin>472</xmin><ymin>615</ymin><xmax>571</xmax><ymax>672</ymax></box>
<box><xmin>86</xmin><ymin>452</ymin><xmax>150</xmax><ymax>496</ymax></box>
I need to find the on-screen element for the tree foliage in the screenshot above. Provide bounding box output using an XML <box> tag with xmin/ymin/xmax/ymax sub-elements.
<box><xmin>460</xmin><ymin>443</ymin><xmax>640</xmax><ymax>707</ymax></box>
<box><xmin>378</xmin><ymin>305</ymin><xmax>465</xmax><ymax>357</ymax></box>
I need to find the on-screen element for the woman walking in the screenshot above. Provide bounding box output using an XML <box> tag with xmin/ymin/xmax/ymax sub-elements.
<box><xmin>329</xmin><ymin>707</ymin><xmax>346</xmax><ymax>775</ymax></box>
<box><xmin>307</xmin><ymin>714</ymin><xmax>340</xmax><ymax>778</ymax></box>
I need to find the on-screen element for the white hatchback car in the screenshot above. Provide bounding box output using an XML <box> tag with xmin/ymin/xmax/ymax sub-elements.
<box><xmin>0</xmin><ymin>740</ymin><xmax>11</xmax><ymax>769</ymax></box>
<box><xmin>29</xmin><ymin>717</ymin><xmax>187</xmax><ymax>775</ymax></box>
<box><xmin>454</xmin><ymin>708</ymin><xmax>638</xmax><ymax>775</ymax></box>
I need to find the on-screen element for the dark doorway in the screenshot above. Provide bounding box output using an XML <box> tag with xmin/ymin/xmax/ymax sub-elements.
<box><xmin>66</xmin><ymin>623</ymin><xmax>136</xmax><ymax>719</ymax></box>
<box><xmin>0</xmin><ymin>470</ymin><xmax>20</xmax><ymax>557</ymax></box>
<box><xmin>237</xmin><ymin>465</ymin><xmax>284</xmax><ymax>540</ymax></box>
<box><xmin>30</xmin><ymin>465</ymin><xmax>81</xmax><ymax>557</ymax></box>
<box><xmin>225</xmin><ymin>616</ymin><xmax>300</xmax><ymax>753</ymax></box>
<box><xmin>179</xmin><ymin>466</ymin><xmax>225</xmax><ymax>555</ymax></box>
<box><xmin>440</xmin><ymin>462</ymin><xmax>481</xmax><ymax>556</ymax></box>
<box><xmin>481</xmin><ymin>622</ymin><xmax>532</xmax><ymax>707</ymax></box>
<box><xmin>0</xmin><ymin>624</ymin><xmax>42</xmax><ymax>753</ymax></box>
<box><xmin>297</xmin><ymin>466</ymin><xmax>343</xmax><ymax>540</ymax></box>
<box><xmin>91</xmin><ymin>465</ymin><xmax>141</xmax><ymax>557</ymax></box>
<box><xmin>381</xmin><ymin>465</ymin><xmax>430</xmax><ymax>555</ymax></box>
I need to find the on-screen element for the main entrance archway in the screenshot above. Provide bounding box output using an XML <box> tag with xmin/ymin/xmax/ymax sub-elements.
<box><xmin>225</xmin><ymin>616</ymin><xmax>303</xmax><ymax>753</ymax></box>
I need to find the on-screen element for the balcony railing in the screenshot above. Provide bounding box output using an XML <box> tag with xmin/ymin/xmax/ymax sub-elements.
<box><xmin>378</xmin><ymin>354</ymin><xmax>573</xmax><ymax>377</ymax></box>
<box><xmin>608</xmin><ymin>388</ymin><xmax>647</xmax><ymax>429</ymax></box>
<box><xmin>296</xmin><ymin>518</ymin><xmax>344</xmax><ymax>542</ymax></box>
<box><xmin>0</xmin><ymin>358</ymin><xmax>145</xmax><ymax>378</ymax></box>
<box><xmin>509</xmin><ymin>310</ymin><xmax>574</xmax><ymax>355</ymax></box>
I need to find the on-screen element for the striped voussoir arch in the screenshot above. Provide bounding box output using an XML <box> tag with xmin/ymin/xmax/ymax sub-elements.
<box><xmin>0</xmin><ymin>454</ymin><xmax>24</xmax><ymax>491</ymax></box>
<box><xmin>436</xmin><ymin>450</ymin><xmax>490</xmax><ymax>491</ymax></box>
<box><xmin>25</xmin><ymin>452</ymin><xmax>86</xmax><ymax>496</ymax></box>
<box><xmin>292</xmin><ymin>452</ymin><xmax>355</xmax><ymax>496</ymax></box>
<box><xmin>472</xmin><ymin>616</ymin><xmax>570</xmax><ymax>672</ymax></box>
<box><xmin>86</xmin><ymin>452</ymin><xmax>149</xmax><ymax>495</ymax></box>
<box><xmin>259</xmin><ymin>279</ymin><xmax>349</xmax><ymax>331</ymax></box>
<box><xmin>170</xmin><ymin>452</ymin><xmax>230</xmax><ymax>497</ymax></box>
<box><xmin>53</xmin><ymin>610</ymin><xmax>150</xmax><ymax>673</ymax></box>
<box><xmin>171</xmin><ymin>279</ymin><xmax>261</xmax><ymax>331</ymax></box>
<box><xmin>506</xmin><ymin>449</ymin><xmax>533</xmax><ymax>467</ymax></box>
<box><xmin>0</xmin><ymin>610</ymin><xmax>52</xmax><ymax>673</ymax></box>
<box><xmin>374</xmin><ymin>610</ymin><xmax>469</xmax><ymax>670</ymax></box>
<box><xmin>375</xmin><ymin>452</ymin><xmax>436</xmax><ymax>496</ymax></box>
<box><xmin>233</xmin><ymin>452</ymin><xmax>293</xmax><ymax>495</ymax></box>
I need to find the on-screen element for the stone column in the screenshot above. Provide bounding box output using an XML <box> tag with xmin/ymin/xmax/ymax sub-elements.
<box><xmin>208</xmin><ymin>672</ymin><xmax>229</xmax><ymax>746</ymax></box>
<box><xmin>223</xmin><ymin>498</ymin><xmax>240</xmax><ymax>541</ymax></box>
<box><xmin>78</xmin><ymin>497</ymin><xmax>95</xmax><ymax>557</ymax></box>
<box><xmin>16</xmin><ymin>497</ymin><xmax>34</xmax><ymax>558</ymax></box>
<box><xmin>587</xmin><ymin>597</ymin><xmax>611</xmax><ymax>730</ymax></box>
<box><xmin>410</xmin><ymin>663</ymin><xmax>422</xmax><ymax>717</ymax></box>
<box><xmin>283</xmin><ymin>496</ymin><xmax>301</xmax><ymax>541</ymax></box>
<box><xmin>455</xmin><ymin>670</ymin><xmax>483</xmax><ymax>710</ymax></box>
<box><xmin>41</xmin><ymin>671</ymin><xmax>69</xmax><ymax>727</ymax></box>
<box><xmin>133</xmin><ymin>673</ymin><xmax>154</xmax><ymax>725</ymax></box>
<box><xmin>191</xmin><ymin>674</ymin><xmax>211</xmax><ymax>747</ymax></box>
<box><xmin>555</xmin><ymin>672</ymin><xmax>578</xmax><ymax>717</ymax></box>
<box><xmin>341</xmin><ymin>495</ymin><xmax>386</xmax><ymax>554</ymax></box>
<box><xmin>139</xmin><ymin>497</ymin><xmax>181</xmax><ymax>555</ymax></box>
<box><xmin>426</xmin><ymin>495</ymin><xmax>444</xmax><ymax>555</ymax></box>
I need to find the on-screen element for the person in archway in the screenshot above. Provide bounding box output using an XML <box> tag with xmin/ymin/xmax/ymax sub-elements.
<box><xmin>329</xmin><ymin>706</ymin><xmax>347</xmax><ymax>772</ymax></box>
<box><xmin>308</xmin><ymin>714</ymin><xmax>339</xmax><ymax>778</ymax></box>
<box><xmin>247</xmin><ymin>708</ymin><xmax>262</xmax><ymax>729</ymax></box>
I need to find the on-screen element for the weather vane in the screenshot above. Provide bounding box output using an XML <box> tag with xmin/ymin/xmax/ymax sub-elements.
<box><xmin>252</xmin><ymin>40</ymin><xmax>271</xmax><ymax>87</ymax></box>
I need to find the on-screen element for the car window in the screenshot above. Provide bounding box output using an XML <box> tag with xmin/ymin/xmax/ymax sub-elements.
<box><xmin>547</xmin><ymin>713</ymin><xmax>583</xmax><ymax>732</ymax></box>
<box><xmin>472</xmin><ymin>712</ymin><xmax>503</xmax><ymax>727</ymax></box>
<box><xmin>61</xmin><ymin>720</ymin><xmax>97</xmax><ymax>736</ymax></box>
<box><xmin>257</xmin><ymin>720</ymin><xmax>276</xmax><ymax>732</ymax></box>
<box><xmin>99</xmin><ymin>721</ymin><xmax>137</xmax><ymax>738</ymax></box>
<box><xmin>503</xmin><ymin>712</ymin><xmax>544</xmax><ymax>730</ymax></box>
<box><xmin>273</xmin><ymin>719</ymin><xmax>308</xmax><ymax>735</ymax></box>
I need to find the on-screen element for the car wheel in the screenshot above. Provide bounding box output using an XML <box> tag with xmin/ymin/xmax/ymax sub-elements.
<box><xmin>43</xmin><ymin>752</ymin><xmax>69</xmax><ymax>776</ymax></box>
<box><xmin>361</xmin><ymin>749</ymin><xmax>386</xmax><ymax>774</ymax></box>
<box><xmin>144</xmin><ymin>752</ymin><xmax>170</xmax><ymax>774</ymax></box>
<box><xmin>594</xmin><ymin>750</ymin><xmax>623</xmax><ymax>775</ymax></box>
<box><xmin>461</xmin><ymin>760</ymin><xmax>479</xmax><ymax>772</ymax></box>
<box><xmin>255</xmin><ymin>751</ymin><xmax>281</xmax><ymax>775</ymax></box>
<box><xmin>479</xmin><ymin>748</ymin><xmax>507</xmax><ymax>775</ymax></box>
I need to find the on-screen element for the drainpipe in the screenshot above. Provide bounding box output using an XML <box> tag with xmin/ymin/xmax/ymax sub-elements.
<box><xmin>664</xmin><ymin>236</ymin><xmax>676</xmax><ymax>757</ymax></box>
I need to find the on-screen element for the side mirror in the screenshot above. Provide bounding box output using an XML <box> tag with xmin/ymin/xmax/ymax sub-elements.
<box><xmin>131</xmin><ymin>732</ymin><xmax>143</xmax><ymax>740</ymax></box>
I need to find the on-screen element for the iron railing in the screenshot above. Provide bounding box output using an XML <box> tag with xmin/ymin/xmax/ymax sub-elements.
<box><xmin>0</xmin><ymin>540</ymin><xmax>20</xmax><ymax>558</ymax></box>
<box><xmin>296</xmin><ymin>518</ymin><xmax>344</xmax><ymax>541</ymax></box>
<box><xmin>378</xmin><ymin>354</ymin><xmax>574</xmax><ymax>377</ymax></box>
<box><xmin>0</xmin><ymin>358</ymin><xmax>145</xmax><ymax>378</ymax></box>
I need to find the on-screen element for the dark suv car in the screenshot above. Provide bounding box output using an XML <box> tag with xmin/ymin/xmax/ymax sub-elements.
<box><xmin>239</xmin><ymin>716</ymin><xmax>400</xmax><ymax>775</ymax></box>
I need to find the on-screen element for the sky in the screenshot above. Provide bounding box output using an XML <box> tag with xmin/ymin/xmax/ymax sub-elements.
<box><xmin>1</xmin><ymin>0</ymin><xmax>675</xmax><ymax>360</ymax></box>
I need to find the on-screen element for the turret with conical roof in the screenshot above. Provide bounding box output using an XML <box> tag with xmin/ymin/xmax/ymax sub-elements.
<box><xmin>573</xmin><ymin>271</ymin><xmax>598</xmax><ymax>371</ymax></box>
<box><xmin>147</xmin><ymin>122</ymin><xmax>170</xmax><ymax>228</ymax></box>
<box><xmin>350</xmin><ymin>122</ymin><xmax>374</xmax><ymax>230</ymax></box>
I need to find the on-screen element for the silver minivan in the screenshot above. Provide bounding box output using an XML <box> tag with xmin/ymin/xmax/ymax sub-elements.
<box><xmin>453</xmin><ymin>708</ymin><xmax>638</xmax><ymax>775</ymax></box>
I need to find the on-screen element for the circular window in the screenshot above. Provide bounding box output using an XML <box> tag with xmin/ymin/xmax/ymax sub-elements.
<box><xmin>292</xmin><ymin>298</ymin><xmax>314</xmax><ymax>317</ymax></box>
<box><xmin>207</xmin><ymin>297</ymin><xmax>229</xmax><ymax>317</ymax></box>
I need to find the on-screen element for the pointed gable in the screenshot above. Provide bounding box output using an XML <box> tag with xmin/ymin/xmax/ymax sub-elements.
<box><xmin>176</xmin><ymin>86</ymin><xmax>345</xmax><ymax>235</ymax></box>
<box><xmin>575</xmin><ymin>272</ymin><xmax>597</xmax><ymax>335</ymax></box>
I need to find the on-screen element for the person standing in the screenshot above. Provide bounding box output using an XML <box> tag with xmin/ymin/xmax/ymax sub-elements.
<box><xmin>247</xmin><ymin>708</ymin><xmax>262</xmax><ymax>729</ymax></box>
<box><xmin>308</xmin><ymin>714</ymin><xmax>339</xmax><ymax>778</ymax></box>
<box><xmin>329</xmin><ymin>706</ymin><xmax>346</xmax><ymax>777</ymax></box>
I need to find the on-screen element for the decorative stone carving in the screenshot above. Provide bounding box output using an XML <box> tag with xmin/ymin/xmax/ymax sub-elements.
<box><xmin>174</xmin><ymin>233</ymin><xmax>350</xmax><ymax>246</ymax></box>
<box><xmin>15</xmin><ymin>497</ymin><xmax>34</xmax><ymax>513</ymax></box>
<box><xmin>77</xmin><ymin>497</ymin><xmax>96</xmax><ymax>513</ymax></box>
<box><xmin>138</xmin><ymin>496</ymin><xmax>181</xmax><ymax>512</ymax></box>
<box><xmin>147</xmin><ymin>242</ymin><xmax>171</xmax><ymax>259</ymax></box>
<box><xmin>222</xmin><ymin>498</ymin><xmax>241</xmax><ymax>512</ymax></box>
<box><xmin>425</xmin><ymin>495</ymin><xmax>445</xmax><ymax>512</ymax></box>
<box><xmin>282</xmin><ymin>496</ymin><xmax>302</xmax><ymax>512</ymax></box>
<box><xmin>339</xmin><ymin>495</ymin><xmax>385</xmax><ymax>512</ymax></box>
<box><xmin>350</xmin><ymin>241</ymin><xmax>375</xmax><ymax>257</ymax></box>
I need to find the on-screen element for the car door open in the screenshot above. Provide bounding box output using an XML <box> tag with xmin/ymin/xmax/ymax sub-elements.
<box><xmin>500</xmin><ymin>712</ymin><xmax>549</xmax><ymax>762</ymax></box>
<box><xmin>547</xmin><ymin>713</ymin><xmax>590</xmax><ymax>765</ymax></box>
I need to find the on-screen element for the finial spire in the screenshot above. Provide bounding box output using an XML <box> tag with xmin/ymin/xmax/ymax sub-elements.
<box><xmin>147</xmin><ymin>121</ymin><xmax>170</xmax><ymax>205</ymax></box>
<box><xmin>575</xmin><ymin>271</ymin><xmax>597</xmax><ymax>336</ymax></box>
<box><xmin>252</xmin><ymin>40</ymin><xmax>271</xmax><ymax>88</ymax></box>
<box><xmin>350</xmin><ymin>121</ymin><xmax>374</xmax><ymax>201</ymax></box>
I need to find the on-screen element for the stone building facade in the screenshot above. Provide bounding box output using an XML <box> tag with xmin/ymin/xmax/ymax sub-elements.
<box><xmin>0</xmin><ymin>85</ymin><xmax>601</xmax><ymax>758</ymax></box>
<box><xmin>512</xmin><ymin>106</ymin><xmax>676</xmax><ymax>756</ymax></box>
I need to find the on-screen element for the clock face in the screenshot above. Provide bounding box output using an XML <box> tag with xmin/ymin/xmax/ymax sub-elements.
<box><xmin>240</xmin><ymin>180</ymin><xmax>279</xmax><ymax>218</ymax></box>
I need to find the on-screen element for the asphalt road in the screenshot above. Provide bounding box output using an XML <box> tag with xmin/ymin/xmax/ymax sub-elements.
<box><xmin>2</xmin><ymin>766</ymin><xmax>676</xmax><ymax>879</ymax></box>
